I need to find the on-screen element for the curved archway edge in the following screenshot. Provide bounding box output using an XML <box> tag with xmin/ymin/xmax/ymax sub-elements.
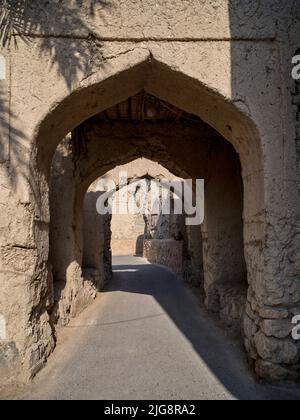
<box><xmin>34</xmin><ymin>50</ymin><xmax>263</xmax><ymax>180</ymax></box>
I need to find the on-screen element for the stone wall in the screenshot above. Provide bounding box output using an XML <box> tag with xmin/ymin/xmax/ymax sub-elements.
<box><xmin>48</xmin><ymin>118</ymin><xmax>250</xmax><ymax>379</ymax></box>
<box><xmin>184</xmin><ymin>225</ymin><xmax>204</xmax><ymax>289</ymax></box>
<box><xmin>143</xmin><ymin>239</ymin><xmax>184</xmax><ymax>276</ymax></box>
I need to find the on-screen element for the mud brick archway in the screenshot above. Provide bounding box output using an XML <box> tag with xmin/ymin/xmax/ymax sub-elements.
<box><xmin>0</xmin><ymin>3</ymin><xmax>299</xmax><ymax>384</ymax></box>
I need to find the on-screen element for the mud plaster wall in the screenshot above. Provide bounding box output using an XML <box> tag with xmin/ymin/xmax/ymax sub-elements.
<box><xmin>143</xmin><ymin>239</ymin><xmax>184</xmax><ymax>276</ymax></box>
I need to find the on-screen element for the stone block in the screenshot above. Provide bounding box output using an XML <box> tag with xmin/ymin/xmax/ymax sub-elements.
<box><xmin>255</xmin><ymin>359</ymin><xmax>299</xmax><ymax>382</ymax></box>
<box><xmin>260</xmin><ymin>319</ymin><xmax>293</xmax><ymax>339</ymax></box>
<box><xmin>259</xmin><ymin>307</ymin><xmax>289</xmax><ymax>320</ymax></box>
<box><xmin>254</xmin><ymin>332</ymin><xmax>298</xmax><ymax>365</ymax></box>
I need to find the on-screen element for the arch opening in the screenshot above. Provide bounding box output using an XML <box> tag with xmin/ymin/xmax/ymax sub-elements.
<box><xmin>49</xmin><ymin>92</ymin><xmax>248</xmax><ymax>336</ymax></box>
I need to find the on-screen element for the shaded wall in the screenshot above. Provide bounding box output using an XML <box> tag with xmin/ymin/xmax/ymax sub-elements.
<box><xmin>83</xmin><ymin>191</ymin><xmax>112</xmax><ymax>290</ymax></box>
<box><xmin>1</xmin><ymin>1</ymin><xmax>297</xmax><ymax>382</ymax></box>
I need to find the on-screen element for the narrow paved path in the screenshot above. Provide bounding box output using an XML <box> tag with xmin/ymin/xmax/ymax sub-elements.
<box><xmin>13</xmin><ymin>256</ymin><xmax>300</xmax><ymax>400</ymax></box>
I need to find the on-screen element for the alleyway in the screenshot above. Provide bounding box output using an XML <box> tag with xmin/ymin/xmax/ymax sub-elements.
<box><xmin>12</xmin><ymin>256</ymin><xmax>300</xmax><ymax>400</ymax></box>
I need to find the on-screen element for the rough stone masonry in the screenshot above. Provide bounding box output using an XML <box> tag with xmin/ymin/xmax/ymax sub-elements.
<box><xmin>0</xmin><ymin>0</ymin><xmax>299</xmax><ymax>385</ymax></box>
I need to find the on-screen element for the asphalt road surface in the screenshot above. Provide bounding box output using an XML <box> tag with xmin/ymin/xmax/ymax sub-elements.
<box><xmin>8</xmin><ymin>256</ymin><xmax>300</xmax><ymax>400</ymax></box>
